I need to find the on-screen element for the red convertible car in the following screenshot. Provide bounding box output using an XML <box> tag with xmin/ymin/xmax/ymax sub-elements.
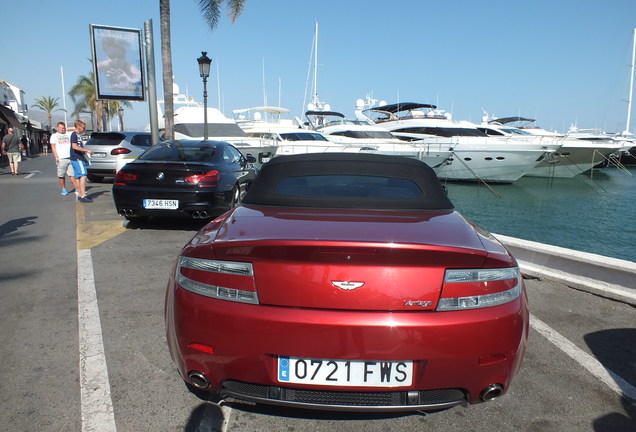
<box><xmin>165</xmin><ymin>153</ymin><xmax>529</xmax><ymax>412</ymax></box>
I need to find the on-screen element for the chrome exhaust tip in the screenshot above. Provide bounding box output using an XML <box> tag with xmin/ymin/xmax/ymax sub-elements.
<box><xmin>192</xmin><ymin>210</ymin><xmax>208</xmax><ymax>219</ymax></box>
<box><xmin>480</xmin><ymin>384</ymin><xmax>503</xmax><ymax>402</ymax></box>
<box><xmin>188</xmin><ymin>371</ymin><xmax>210</xmax><ymax>389</ymax></box>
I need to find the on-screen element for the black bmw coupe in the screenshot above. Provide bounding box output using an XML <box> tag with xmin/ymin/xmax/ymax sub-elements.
<box><xmin>112</xmin><ymin>140</ymin><xmax>258</xmax><ymax>221</ymax></box>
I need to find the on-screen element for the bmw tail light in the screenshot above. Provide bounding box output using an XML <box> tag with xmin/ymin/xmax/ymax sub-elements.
<box><xmin>185</xmin><ymin>170</ymin><xmax>220</xmax><ymax>187</ymax></box>
<box><xmin>114</xmin><ymin>170</ymin><xmax>139</xmax><ymax>185</ymax></box>
<box><xmin>111</xmin><ymin>147</ymin><xmax>132</xmax><ymax>155</ymax></box>
<box><xmin>437</xmin><ymin>267</ymin><xmax>521</xmax><ymax>311</ymax></box>
<box><xmin>176</xmin><ymin>256</ymin><xmax>259</xmax><ymax>304</ymax></box>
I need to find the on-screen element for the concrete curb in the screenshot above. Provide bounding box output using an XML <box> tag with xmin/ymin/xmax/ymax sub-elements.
<box><xmin>494</xmin><ymin>234</ymin><xmax>636</xmax><ymax>306</ymax></box>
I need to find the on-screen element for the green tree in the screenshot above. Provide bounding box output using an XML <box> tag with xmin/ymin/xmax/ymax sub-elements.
<box><xmin>160</xmin><ymin>0</ymin><xmax>245</xmax><ymax>140</ymax></box>
<box><xmin>68</xmin><ymin>72</ymin><xmax>103</xmax><ymax>131</ymax></box>
<box><xmin>32</xmin><ymin>96</ymin><xmax>64</xmax><ymax>132</ymax></box>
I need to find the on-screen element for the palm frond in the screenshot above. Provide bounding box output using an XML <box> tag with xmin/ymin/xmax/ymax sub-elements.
<box><xmin>197</xmin><ymin>0</ymin><xmax>221</xmax><ymax>29</ymax></box>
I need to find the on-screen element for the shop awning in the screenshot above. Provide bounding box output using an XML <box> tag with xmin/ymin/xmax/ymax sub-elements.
<box><xmin>0</xmin><ymin>105</ymin><xmax>22</xmax><ymax>128</ymax></box>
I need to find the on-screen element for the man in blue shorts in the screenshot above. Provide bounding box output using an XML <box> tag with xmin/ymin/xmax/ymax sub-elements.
<box><xmin>69</xmin><ymin>120</ymin><xmax>95</xmax><ymax>203</ymax></box>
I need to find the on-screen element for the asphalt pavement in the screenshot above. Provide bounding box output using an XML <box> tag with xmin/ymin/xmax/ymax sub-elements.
<box><xmin>0</xmin><ymin>153</ymin><xmax>634</xmax><ymax>432</ymax></box>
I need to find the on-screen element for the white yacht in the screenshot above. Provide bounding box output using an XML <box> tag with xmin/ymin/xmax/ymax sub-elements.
<box><xmin>234</xmin><ymin>105</ymin><xmax>356</xmax><ymax>159</ymax></box>
<box><xmin>361</xmin><ymin>103</ymin><xmax>555</xmax><ymax>183</ymax></box>
<box><xmin>493</xmin><ymin>117</ymin><xmax>623</xmax><ymax>178</ymax></box>
<box><xmin>233</xmin><ymin>106</ymin><xmax>302</xmax><ymax>132</ymax></box>
<box><xmin>305</xmin><ymin>109</ymin><xmax>452</xmax><ymax>168</ymax></box>
<box><xmin>234</xmin><ymin>105</ymin><xmax>431</xmax><ymax>160</ymax></box>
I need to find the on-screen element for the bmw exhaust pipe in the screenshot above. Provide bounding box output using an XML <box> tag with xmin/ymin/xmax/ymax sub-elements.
<box><xmin>480</xmin><ymin>384</ymin><xmax>503</xmax><ymax>402</ymax></box>
<box><xmin>192</xmin><ymin>210</ymin><xmax>209</xmax><ymax>219</ymax></box>
<box><xmin>188</xmin><ymin>371</ymin><xmax>210</xmax><ymax>389</ymax></box>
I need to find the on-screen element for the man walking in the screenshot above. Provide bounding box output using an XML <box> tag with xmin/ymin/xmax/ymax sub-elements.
<box><xmin>69</xmin><ymin>120</ymin><xmax>94</xmax><ymax>203</ymax></box>
<box><xmin>1</xmin><ymin>127</ymin><xmax>21</xmax><ymax>175</ymax></box>
<box><xmin>50</xmin><ymin>122</ymin><xmax>78</xmax><ymax>195</ymax></box>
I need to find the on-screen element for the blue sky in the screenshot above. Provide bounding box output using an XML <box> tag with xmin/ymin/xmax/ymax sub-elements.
<box><xmin>4</xmin><ymin>0</ymin><xmax>636</xmax><ymax>132</ymax></box>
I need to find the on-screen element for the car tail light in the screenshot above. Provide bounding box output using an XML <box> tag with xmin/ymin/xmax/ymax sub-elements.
<box><xmin>185</xmin><ymin>170</ymin><xmax>220</xmax><ymax>187</ymax></box>
<box><xmin>437</xmin><ymin>267</ymin><xmax>521</xmax><ymax>311</ymax></box>
<box><xmin>111</xmin><ymin>147</ymin><xmax>132</xmax><ymax>155</ymax></box>
<box><xmin>114</xmin><ymin>170</ymin><xmax>139</xmax><ymax>185</ymax></box>
<box><xmin>176</xmin><ymin>256</ymin><xmax>259</xmax><ymax>304</ymax></box>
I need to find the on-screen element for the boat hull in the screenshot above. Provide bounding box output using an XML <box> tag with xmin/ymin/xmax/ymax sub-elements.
<box><xmin>434</xmin><ymin>147</ymin><xmax>549</xmax><ymax>183</ymax></box>
<box><xmin>525</xmin><ymin>142</ymin><xmax>621</xmax><ymax>178</ymax></box>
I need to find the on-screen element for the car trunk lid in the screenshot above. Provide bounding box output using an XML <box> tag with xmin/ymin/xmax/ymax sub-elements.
<box><xmin>119</xmin><ymin>161</ymin><xmax>216</xmax><ymax>188</ymax></box>
<box><xmin>191</xmin><ymin>207</ymin><xmax>504</xmax><ymax>311</ymax></box>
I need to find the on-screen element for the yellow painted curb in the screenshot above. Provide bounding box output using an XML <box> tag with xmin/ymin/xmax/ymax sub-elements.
<box><xmin>76</xmin><ymin>201</ymin><xmax>127</xmax><ymax>250</ymax></box>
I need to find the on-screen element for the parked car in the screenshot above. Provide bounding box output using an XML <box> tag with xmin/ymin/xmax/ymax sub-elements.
<box><xmin>112</xmin><ymin>140</ymin><xmax>257</xmax><ymax>221</ymax></box>
<box><xmin>84</xmin><ymin>131</ymin><xmax>154</xmax><ymax>182</ymax></box>
<box><xmin>165</xmin><ymin>152</ymin><xmax>529</xmax><ymax>412</ymax></box>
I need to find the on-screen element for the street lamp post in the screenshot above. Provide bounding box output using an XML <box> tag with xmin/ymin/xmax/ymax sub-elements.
<box><xmin>197</xmin><ymin>51</ymin><xmax>212</xmax><ymax>140</ymax></box>
<box><xmin>118</xmin><ymin>107</ymin><xmax>124</xmax><ymax>131</ymax></box>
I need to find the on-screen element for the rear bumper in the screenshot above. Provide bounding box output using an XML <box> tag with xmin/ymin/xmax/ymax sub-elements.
<box><xmin>87</xmin><ymin>160</ymin><xmax>117</xmax><ymax>176</ymax></box>
<box><xmin>113</xmin><ymin>187</ymin><xmax>228</xmax><ymax>218</ymax></box>
<box><xmin>165</xmin><ymin>276</ymin><xmax>529</xmax><ymax>410</ymax></box>
<box><xmin>220</xmin><ymin>380</ymin><xmax>468</xmax><ymax>411</ymax></box>
<box><xmin>87</xmin><ymin>167</ymin><xmax>116</xmax><ymax>177</ymax></box>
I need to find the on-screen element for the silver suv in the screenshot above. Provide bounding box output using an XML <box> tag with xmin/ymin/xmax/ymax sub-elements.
<box><xmin>85</xmin><ymin>131</ymin><xmax>153</xmax><ymax>182</ymax></box>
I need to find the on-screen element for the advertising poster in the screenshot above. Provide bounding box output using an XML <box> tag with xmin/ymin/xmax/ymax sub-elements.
<box><xmin>90</xmin><ymin>24</ymin><xmax>145</xmax><ymax>101</ymax></box>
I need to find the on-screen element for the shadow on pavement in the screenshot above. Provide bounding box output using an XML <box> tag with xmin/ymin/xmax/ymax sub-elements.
<box><xmin>0</xmin><ymin>216</ymin><xmax>38</xmax><ymax>238</ymax></box>
<box><xmin>585</xmin><ymin>328</ymin><xmax>636</xmax><ymax>431</ymax></box>
<box><xmin>184</xmin><ymin>403</ymin><xmax>226</xmax><ymax>432</ymax></box>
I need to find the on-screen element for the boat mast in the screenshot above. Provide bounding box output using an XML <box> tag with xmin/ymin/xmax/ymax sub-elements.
<box><xmin>625</xmin><ymin>28</ymin><xmax>635</xmax><ymax>135</ymax></box>
<box><xmin>302</xmin><ymin>21</ymin><xmax>327</xmax><ymax>114</ymax></box>
<box><xmin>262</xmin><ymin>58</ymin><xmax>267</xmax><ymax>107</ymax></box>
<box><xmin>312</xmin><ymin>21</ymin><xmax>320</xmax><ymax>108</ymax></box>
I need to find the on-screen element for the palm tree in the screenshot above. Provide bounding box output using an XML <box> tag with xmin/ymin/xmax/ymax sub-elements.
<box><xmin>68</xmin><ymin>72</ymin><xmax>103</xmax><ymax>131</ymax></box>
<box><xmin>32</xmin><ymin>96</ymin><xmax>64</xmax><ymax>131</ymax></box>
<box><xmin>160</xmin><ymin>0</ymin><xmax>245</xmax><ymax>140</ymax></box>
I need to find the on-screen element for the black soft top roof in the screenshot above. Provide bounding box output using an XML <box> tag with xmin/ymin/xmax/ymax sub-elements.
<box><xmin>242</xmin><ymin>153</ymin><xmax>454</xmax><ymax>211</ymax></box>
<box><xmin>305</xmin><ymin>110</ymin><xmax>346</xmax><ymax>118</ymax></box>
<box><xmin>365</xmin><ymin>102</ymin><xmax>437</xmax><ymax>114</ymax></box>
<box><xmin>490</xmin><ymin>116</ymin><xmax>536</xmax><ymax>125</ymax></box>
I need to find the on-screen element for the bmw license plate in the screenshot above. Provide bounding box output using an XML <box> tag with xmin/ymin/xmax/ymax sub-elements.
<box><xmin>143</xmin><ymin>199</ymin><xmax>179</xmax><ymax>210</ymax></box>
<box><xmin>277</xmin><ymin>356</ymin><xmax>413</xmax><ymax>387</ymax></box>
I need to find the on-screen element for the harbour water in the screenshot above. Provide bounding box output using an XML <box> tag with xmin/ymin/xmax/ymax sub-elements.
<box><xmin>445</xmin><ymin>166</ymin><xmax>636</xmax><ymax>263</ymax></box>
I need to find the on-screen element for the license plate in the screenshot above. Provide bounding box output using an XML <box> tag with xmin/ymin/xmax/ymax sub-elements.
<box><xmin>143</xmin><ymin>199</ymin><xmax>179</xmax><ymax>209</ymax></box>
<box><xmin>92</xmin><ymin>152</ymin><xmax>107</xmax><ymax>158</ymax></box>
<box><xmin>278</xmin><ymin>356</ymin><xmax>413</xmax><ymax>387</ymax></box>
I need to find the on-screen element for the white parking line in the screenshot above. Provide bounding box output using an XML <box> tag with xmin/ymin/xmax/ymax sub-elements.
<box><xmin>530</xmin><ymin>314</ymin><xmax>636</xmax><ymax>401</ymax></box>
<box><xmin>23</xmin><ymin>170</ymin><xmax>41</xmax><ymax>179</ymax></box>
<box><xmin>78</xmin><ymin>249</ymin><xmax>117</xmax><ymax>432</ymax></box>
